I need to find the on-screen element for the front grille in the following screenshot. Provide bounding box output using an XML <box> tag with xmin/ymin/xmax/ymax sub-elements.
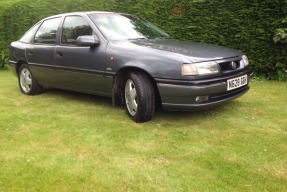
<box><xmin>218</xmin><ymin>60</ymin><xmax>240</xmax><ymax>72</ymax></box>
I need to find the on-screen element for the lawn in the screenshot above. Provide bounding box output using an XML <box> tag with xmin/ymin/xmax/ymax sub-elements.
<box><xmin>0</xmin><ymin>70</ymin><xmax>286</xmax><ymax>192</ymax></box>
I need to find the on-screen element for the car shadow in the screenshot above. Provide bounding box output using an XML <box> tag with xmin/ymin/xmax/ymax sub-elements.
<box><xmin>42</xmin><ymin>87</ymin><xmax>241</xmax><ymax>122</ymax></box>
<box><xmin>152</xmin><ymin>99</ymin><xmax>245</xmax><ymax>123</ymax></box>
<box><xmin>154</xmin><ymin>105</ymin><xmax>224</xmax><ymax>120</ymax></box>
<box><xmin>43</xmin><ymin>88</ymin><xmax>111</xmax><ymax>106</ymax></box>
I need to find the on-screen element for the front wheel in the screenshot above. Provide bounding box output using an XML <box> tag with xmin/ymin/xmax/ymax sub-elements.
<box><xmin>18</xmin><ymin>64</ymin><xmax>43</xmax><ymax>95</ymax></box>
<box><xmin>124</xmin><ymin>71</ymin><xmax>155</xmax><ymax>122</ymax></box>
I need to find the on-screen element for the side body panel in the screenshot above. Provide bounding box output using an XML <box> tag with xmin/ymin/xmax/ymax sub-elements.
<box><xmin>26</xmin><ymin>44</ymin><xmax>58</xmax><ymax>84</ymax></box>
<box><xmin>54</xmin><ymin>45</ymin><xmax>107</xmax><ymax>93</ymax></box>
<box><xmin>53</xmin><ymin>14</ymin><xmax>110</xmax><ymax>94</ymax></box>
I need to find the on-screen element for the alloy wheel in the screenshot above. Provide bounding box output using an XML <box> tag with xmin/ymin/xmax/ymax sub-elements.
<box><xmin>125</xmin><ymin>79</ymin><xmax>138</xmax><ymax>116</ymax></box>
<box><xmin>20</xmin><ymin>68</ymin><xmax>32</xmax><ymax>93</ymax></box>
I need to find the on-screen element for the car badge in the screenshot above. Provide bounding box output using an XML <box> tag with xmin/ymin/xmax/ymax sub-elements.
<box><xmin>231</xmin><ymin>61</ymin><xmax>237</xmax><ymax>70</ymax></box>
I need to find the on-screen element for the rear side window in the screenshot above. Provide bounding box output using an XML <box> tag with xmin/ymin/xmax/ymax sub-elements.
<box><xmin>61</xmin><ymin>16</ymin><xmax>93</xmax><ymax>45</ymax></box>
<box><xmin>19</xmin><ymin>22</ymin><xmax>41</xmax><ymax>43</ymax></box>
<box><xmin>34</xmin><ymin>17</ymin><xmax>61</xmax><ymax>44</ymax></box>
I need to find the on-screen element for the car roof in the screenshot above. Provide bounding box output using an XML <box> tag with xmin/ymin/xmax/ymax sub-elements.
<box><xmin>44</xmin><ymin>11</ymin><xmax>119</xmax><ymax>20</ymax></box>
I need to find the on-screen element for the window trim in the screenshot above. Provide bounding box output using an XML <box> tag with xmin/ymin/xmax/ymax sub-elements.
<box><xmin>19</xmin><ymin>22</ymin><xmax>41</xmax><ymax>44</ymax></box>
<box><xmin>60</xmin><ymin>15</ymin><xmax>95</xmax><ymax>47</ymax></box>
<box><xmin>32</xmin><ymin>17</ymin><xmax>62</xmax><ymax>45</ymax></box>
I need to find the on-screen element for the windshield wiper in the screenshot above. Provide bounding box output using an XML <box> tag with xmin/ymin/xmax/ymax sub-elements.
<box><xmin>155</xmin><ymin>36</ymin><xmax>172</xmax><ymax>40</ymax></box>
<box><xmin>128</xmin><ymin>37</ymin><xmax>147</xmax><ymax>40</ymax></box>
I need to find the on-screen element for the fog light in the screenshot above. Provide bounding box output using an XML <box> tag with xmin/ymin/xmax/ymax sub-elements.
<box><xmin>195</xmin><ymin>96</ymin><xmax>209</xmax><ymax>102</ymax></box>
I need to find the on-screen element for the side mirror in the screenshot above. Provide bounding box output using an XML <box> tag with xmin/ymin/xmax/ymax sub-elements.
<box><xmin>76</xmin><ymin>36</ymin><xmax>100</xmax><ymax>47</ymax></box>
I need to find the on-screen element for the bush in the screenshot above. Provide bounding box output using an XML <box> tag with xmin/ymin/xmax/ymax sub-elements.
<box><xmin>0</xmin><ymin>0</ymin><xmax>286</xmax><ymax>81</ymax></box>
<box><xmin>0</xmin><ymin>51</ymin><xmax>9</xmax><ymax>70</ymax></box>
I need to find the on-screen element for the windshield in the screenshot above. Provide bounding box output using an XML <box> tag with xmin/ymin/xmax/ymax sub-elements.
<box><xmin>89</xmin><ymin>13</ymin><xmax>170</xmax><ymax>40</ymax></box>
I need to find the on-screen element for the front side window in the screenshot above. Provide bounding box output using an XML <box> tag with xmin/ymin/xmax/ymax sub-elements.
<box><xmin>34</xmin><ymin>17</ymin><xmax>61</xmax><ymax>44</ymax></box>
<box><xmin>61</xmin><ymin>16</ymin><xmax>93</xmax><ymax>45</ymax></box>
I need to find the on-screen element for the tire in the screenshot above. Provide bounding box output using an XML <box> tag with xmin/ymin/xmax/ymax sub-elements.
<box><xmin>124</xmin><ymin>71</ymin><xmax>155</xmax><ymax>122</ymax></box>
<box><xmin>18</xmin><ymin>64</ymin><xmax>43</xmax><ymax>95</ymax></box>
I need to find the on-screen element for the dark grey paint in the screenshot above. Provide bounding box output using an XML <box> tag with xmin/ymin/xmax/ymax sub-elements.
<box><xmin>9</xmin><ymin>11</ymin><xmax>252</xmax><ymax>111</ymax></box>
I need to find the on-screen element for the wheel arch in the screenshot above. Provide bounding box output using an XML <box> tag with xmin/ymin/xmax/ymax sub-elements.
<box><xmin>112</xmin><ymin>66</ymin><xmax>162</xmax><ymax>108</ymax></box>
<box><xmin>16</xmin><ymin>60</ymin><xmax>28</xmax><ymax>75</ymax></box>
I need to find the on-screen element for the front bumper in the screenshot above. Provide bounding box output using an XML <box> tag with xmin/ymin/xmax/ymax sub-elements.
<box><xmin>156</xmin><ymin>69</ymin><xmax>252</xmax><ymax>111</ymax></box>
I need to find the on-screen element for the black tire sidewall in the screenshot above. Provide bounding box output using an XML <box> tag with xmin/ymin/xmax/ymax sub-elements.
<box><xmin>124</xmin><ymin>71</ymin><xmax>155</xmax><ymax>122</ymax></box>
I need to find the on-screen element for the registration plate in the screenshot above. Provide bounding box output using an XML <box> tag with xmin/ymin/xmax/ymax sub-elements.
<box><xmin>227</xmin><ymin>75</ymin><xmax>248</xmax><ymax>91</ymax></box>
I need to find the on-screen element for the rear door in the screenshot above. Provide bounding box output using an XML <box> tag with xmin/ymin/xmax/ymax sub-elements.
<box><xmin>55</xmin><ymin>15</ymin><xmax>107</xmax><ymax>93</ymax></box>
<box><xmin>26</xmin><ymin>17</ymin><xmax>62</xmax><ymax>84</ymax></box>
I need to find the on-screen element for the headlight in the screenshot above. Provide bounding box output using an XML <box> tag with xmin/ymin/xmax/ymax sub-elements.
<box><xmin>182</xmin><ymin>61</ymin><xmax>219</xmax><ymax>76</ymax></box>
<box><xmin>242</xmin><ymin>55</ymin><xmax>249</xmax><ymax>66</ymax></box>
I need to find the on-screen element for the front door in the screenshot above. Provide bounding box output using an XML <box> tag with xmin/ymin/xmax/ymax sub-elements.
<box><xmin>55</xmin><ymin>16</ymin><xmax>107</xmax><ymax>93</ymax></box>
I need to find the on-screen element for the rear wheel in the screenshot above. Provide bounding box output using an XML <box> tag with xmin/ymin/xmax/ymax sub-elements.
<box><xmin>18</xmin><ymin>64</ymin><xmax>43</xmax><ymax>95</ymax></box>
<box><xmin>124</xmin><ymin>71</ymin><xmax>155</xmax><ymax>122</ymax></box>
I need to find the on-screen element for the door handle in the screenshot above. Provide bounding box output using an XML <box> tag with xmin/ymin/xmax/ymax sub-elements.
<box><xmin>57</xmin><ymin>51</ymin><xmax>63</xmax><ymax>57</ymax></box>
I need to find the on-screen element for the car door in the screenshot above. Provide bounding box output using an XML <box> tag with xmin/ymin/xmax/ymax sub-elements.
<box><xmin>26</xmin><ymin>17</ymin><xmax>62</xmax><ymax>84</ymax></box>
<box><xmin>55</xmin><ymin>15</ymin><xmax>107</xmax><ymax>93</ymax></box>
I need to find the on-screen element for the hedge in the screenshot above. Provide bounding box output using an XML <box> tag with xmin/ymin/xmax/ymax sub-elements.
<box><xmin>0</xmin><ymin>0</ymin><xmax>286</xmax><ymax>81</ymax></box>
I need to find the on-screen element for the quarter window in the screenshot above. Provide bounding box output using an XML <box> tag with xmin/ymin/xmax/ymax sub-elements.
<box><xmin>34</xmin><ymin>17</ymin><xmax>61</xmax><ymax>44</ymax></box>
<box><xmin>61</xmin><ymin>16</ymin><xmax>93</xmax><ymax>45</ymax></box>
<box><xmin>20</xmin><ymin>22</ymin><xmax>41</xmax><ymax>43</ymax></box>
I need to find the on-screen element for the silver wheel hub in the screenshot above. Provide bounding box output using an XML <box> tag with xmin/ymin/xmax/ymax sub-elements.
<box><xmin>125</xmin><ymin>79</ymin><xmax>137</xmax><ymax>116</ymax></box>
<box><xmin>20</xmin><ymin>68</ymin><xmax>32</xmax><ymax>93</ymax></box>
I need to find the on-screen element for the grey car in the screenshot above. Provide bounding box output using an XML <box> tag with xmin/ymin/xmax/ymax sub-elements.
<box><xmin>9</xmin><ymin>11</ymin><xmax>252</xmax><ymax>122</ymax></box>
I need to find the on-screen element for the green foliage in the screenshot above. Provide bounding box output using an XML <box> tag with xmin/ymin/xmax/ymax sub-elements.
<box><xmin>274</xmin><ymin>18</ymin><xmax>287</xmax><ymax>43</ymax></box>
<box><xmin>0</xmin><ymin>0</ymin><xmax>286</xmax><ymax>81</ymax></box>
<box><xmin>274</xmin><ymin>28</ymin><xmax>287</xmax><ymax>43</ymax></box>
<box><xmin>0</xmin><ymin>51</ymin><xmax>9</xmax><ymax>70</ymax></box>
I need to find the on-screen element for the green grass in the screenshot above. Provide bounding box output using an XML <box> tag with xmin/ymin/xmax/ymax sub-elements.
<box><xmin>0</xmin><ymin>70</ymin><xmax>286</xmax><ymax>192</ymax></box>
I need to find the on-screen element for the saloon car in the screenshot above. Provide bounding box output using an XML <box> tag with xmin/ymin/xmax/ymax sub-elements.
<box><xmin>9</xmin><ymin>11</ymin><xmax>252</xmax><ymax>122</ymax></box>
